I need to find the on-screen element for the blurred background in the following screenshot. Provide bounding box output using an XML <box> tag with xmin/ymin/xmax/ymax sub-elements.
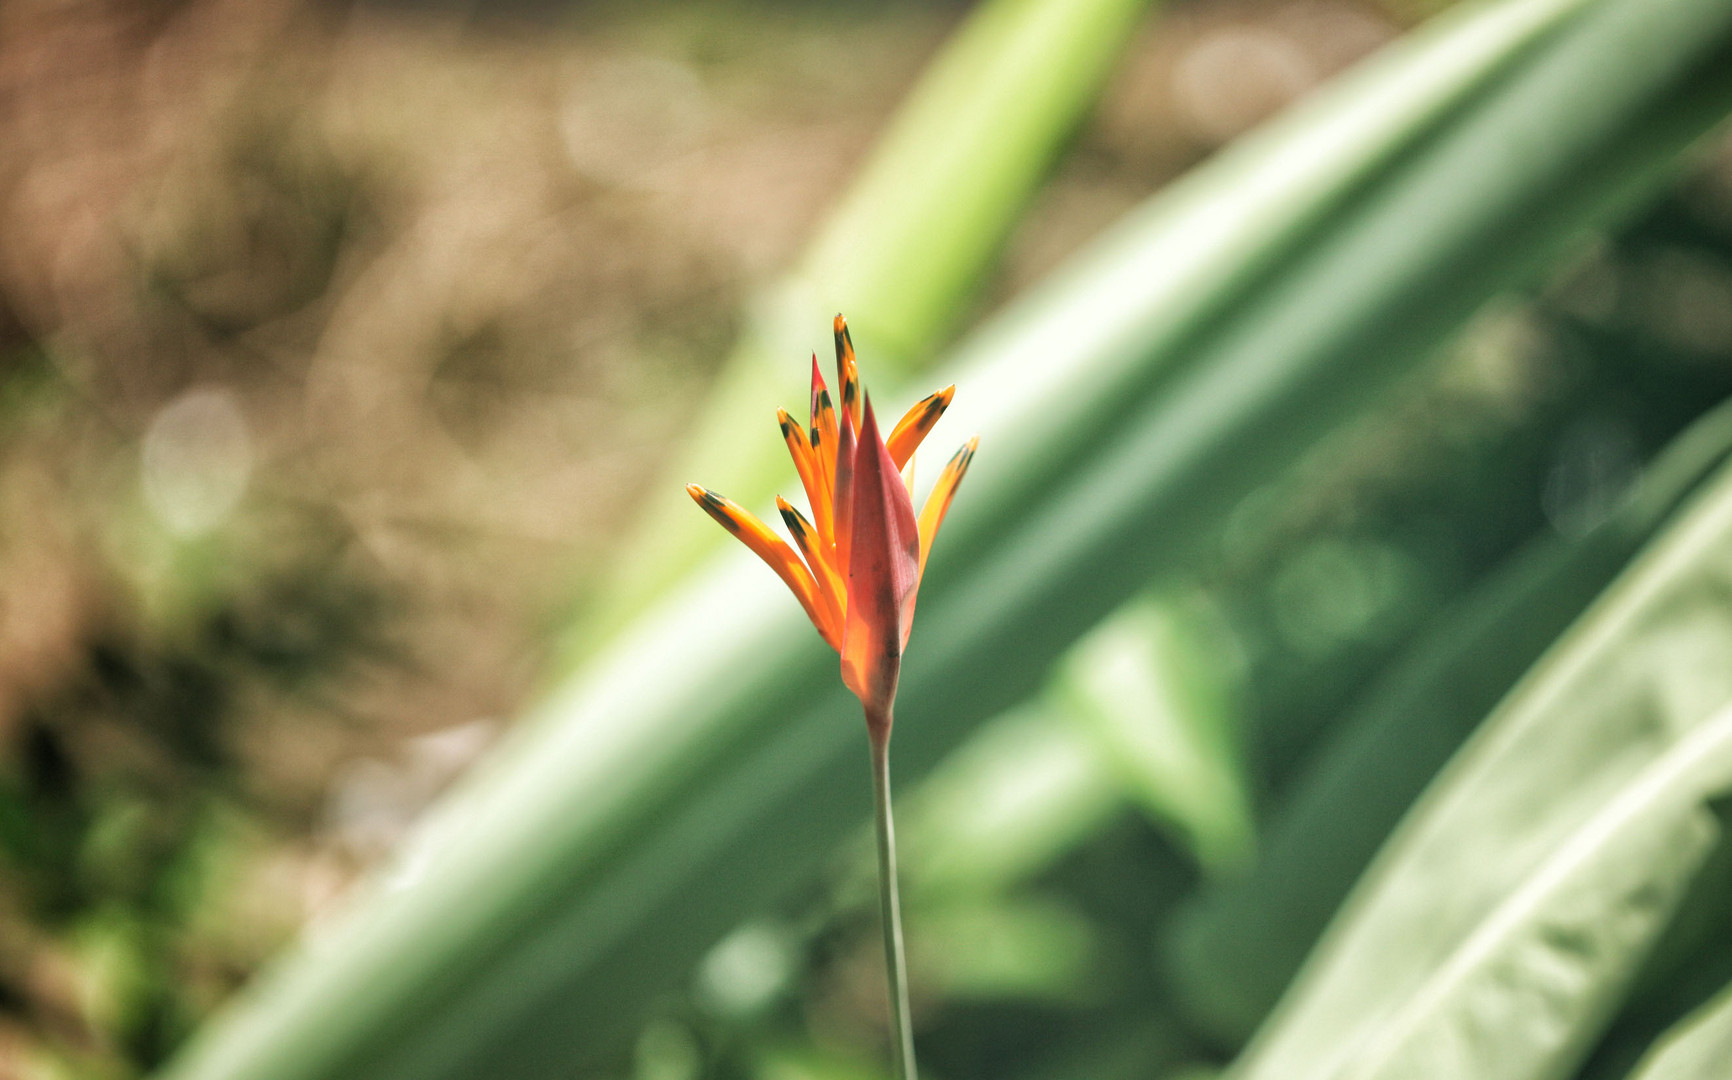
<box><xmin>2</xmin><ymin>0</ymin><xmax>1731</xmax><ymax>1078</ymax></box>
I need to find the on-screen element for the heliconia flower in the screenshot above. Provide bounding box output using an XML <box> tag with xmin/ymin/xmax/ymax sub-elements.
<box><xmin>688</xmin><ymin>314</ymin><xmax>978</xmax><ymax>733</ymax></box>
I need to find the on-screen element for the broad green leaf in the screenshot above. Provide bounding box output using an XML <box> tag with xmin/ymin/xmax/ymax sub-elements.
<box><xmin>155</xmin><ymin>2</ymin><xmax>1732</xmax><ymax>1078</ymax></box>
<box><xmin>1574</xmin><ymin>813</ymin><xmax>1732</xmax><ymax>1080</ymax></box>
<box><xmin>1230</xmin><ymin>449</ymin><xmax>1732</xmax><ymax>1079</ymax></box>
<box><xmin>880</xmin><ymin>591</ymin><xmax>1242</xmax><ymax>897</ymax></box>
<box><xmin>754</xmin><ymin>1046</ymin><xmax>890</xmax><ymax>1080</ymax></box>
<box><xmin>589</xmin><ymin>0</ymin><xmax>1156</xmax><ymax>643</ymax></box>
<box><xmin>894</xmin><ymin>702</ymin><xmax>1121</xmax><ymax>901</ymax></box>
<box><xmin>1010</xmin><ymin>1016</ymin><xmax>1198</xmax><ymax>1080</ymax></box>
<box><xmin>1056</xmin><ymin>595</ymin><xmax>1253</xmax><ymax>875</ymax></box>
<box><xmin>1168</xmin><ymin>397</ymin><xmax>1732</xmax><ymax>1045</ymax></box>
<box><xmin>798</xmin><ymin>0</ymin><xmax>1152</xmax><ymax>363</ymax></box>
<box><xmin>911</xmin><ymin>895</ymin><xmax>1097</xmax><ymax>1005</ymax></box>
<box><xmin>1335</xmin><ymin>710</ymin><xmax>1732</xmax><ymax>1080</ymax></box>
<box><xmin>1625</xmin><ymin>982</ymin><xmax>1732</xmax><ymax>1080</ymax></box>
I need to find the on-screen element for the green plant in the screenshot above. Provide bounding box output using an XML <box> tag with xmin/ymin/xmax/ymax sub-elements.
<box><xmin>151</xmin><ymin>0</ymin><xmax>1732</xmax><ymax>1078</ymax></box>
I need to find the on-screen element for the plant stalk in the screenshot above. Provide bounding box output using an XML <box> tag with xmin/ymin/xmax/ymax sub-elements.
<box><xmin>869</xmin><ymin>725</ymin><xmax>918</xmax><ymax>1080</ymax></box>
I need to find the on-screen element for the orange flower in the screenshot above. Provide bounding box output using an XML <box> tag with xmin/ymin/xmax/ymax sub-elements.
<box><xmin>688</xmin><ymin>315</ymin><xmax>978</xmax><ymax>731</ymax></box>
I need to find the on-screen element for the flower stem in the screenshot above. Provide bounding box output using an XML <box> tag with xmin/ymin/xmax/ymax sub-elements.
<box><xmin>869</xmin><ymin>726</ymin><xmax>918</xmax><ymax>1080</ymax></box>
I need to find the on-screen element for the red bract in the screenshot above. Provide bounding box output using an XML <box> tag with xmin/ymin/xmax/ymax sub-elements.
<box><xmin>688</xmin><ymin>315</ymin><xmax>978</xmax><ymax>728</ymax></box>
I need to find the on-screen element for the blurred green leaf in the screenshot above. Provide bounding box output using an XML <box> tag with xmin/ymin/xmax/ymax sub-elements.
<box><xmin>1623</xmin><ymin>981</ymin><xmax>1732</xmax><ymax>1080</ymax></box>
<box><xmin>1276</xmin><ymin>708</ymin><xmax>1732</xmax><ymax>1080</ymax></box>
<box><xmin>753</xmin><ymin>1045</ymin><xmax>889</xmax><ymax>1080</ymax></box>
<box><xmin>1166</xmin><ymin>396</ymin><xmax>1732</xmax><ymax>1045</ymax></box>
<box><xmin>1230</xmin><ymin>446</ymin><xmax>1732</xmax><ymax>1079</ymax></box>
<box><xmin>1056</xmin><ymin>594</ymin><xmax>1253</xmax><ymax>875</ymax></box>
<box><xmin>589</xmin><ymin>0</ymin><xmax>1156</xmax><ymax>644</ymax></box>
<box><xmin>896</xmin><ymin>702</ymin><xmax>1121</xmax><ymax>901</ymax></box>
<box><xmin>799</xmin><ymin>0</ymin><xmax>1155</xmax><ymax>363</ymax></box>
<box><xmin>913</xmin><ymin>896</ymin><xmax>1097</xmax><ymax>1005</ymax></box>
<box><xmin>895</xmin><ymin>590</ymin><xmax>1245</xmax><ymax>903</ymax></box>
<box><xmin>155</xmin><ymin>1</ymin><xmax>1732</xmax><ymax>1078</ymax></box>
<box><xmin>1575</xmin><ymin>802</ymin><xmax>1732</xmax><ymax>1080</ymax></box>
<box><xmin>632</xmin><ymin>1018</ymin><xmax>702</xmax><ymax>1080</ymax></box>
<box><xmin>1161</xmin><ymin>1069</ymin><xmax>1224</xmax><ymax>1080</ymax></box>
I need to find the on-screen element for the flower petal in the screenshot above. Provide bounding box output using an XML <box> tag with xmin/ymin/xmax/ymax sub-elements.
<box><xmin>778</xmin><ymin>496</ymin><xmax>844</xmax><ymax>626</ymax></box>
<box><xmin>833</xmin><ymin>314</ymin><xmax>863</xmax><ymax>432</ymax></box>
<box><xmin>886</xmin><ymin>385</ymin><xmax>954</xmax><ymax>469</ymax></box>
<box><xmin>833</xmin><ymin>402</ymin><xmax>857</xmax><ymax>587</ymax></box>
<box><xmin>917</xmin><ymin>436</ymin><xmax>978</xmax><ymax>574</ymax></box>
<box><xmin>687</xmin><ymin>484</ymin><xmax>840</xmax><ymax>650</ymax></box>
<box><xmin>809</xmin><ymin>354</ymin><xmax>838</xmax><ymax>493</ymax></box>
<box><xmin>840</xmin><ymin>396</ymin><xmax>922</xmax><ymax>722</ymax></box>
<box><xmin>777</xmin><ymin>407</ymin><xmax>833</xmax><ymax>551</ymax></box>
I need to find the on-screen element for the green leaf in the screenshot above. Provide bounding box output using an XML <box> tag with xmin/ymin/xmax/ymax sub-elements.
<box><xmin>1165</xmin><ymin>397</ymin><xmax>1732</xmax><ymax>1046</ymax></box>
<box><xmin>1341</xmin><ymin>718</ymin><xmax>1732</xmax><ymax>1080</ymax></box>
<box><xmin>1055</xmin><ymin>594</ymin><xmax>1253</xmax><ymax>875</ymax></box>
<box><xmin>1230</xmin><ymin>445</ymin><xmax>1732</xmax><ymax>1079</ymax></box>
<box><xmin>894</xmin><ymin>701</ymin><xmax>1122</xmax><ymax>901</ymax></box>
<box><xmin>587</xmin><ymin>0</ymin><xmax>1157</xmax><ymax>645</ymax></box>
<box><xmin>155</xmin><ymin>2</ymin><xmax>1732</xmax><ymax>1078</ymax></box>
<box><xmin>1574</xmin><ymin>801</ymin><xmax>1732</xmax><ymax>1080</ymax></box>
<box><xmin>886</xmin><ymin>591</ymin><xmax>1244</xmax><ymax>897</ymax></box>
<box><xmin>799</xmin><ymin>0</ymin><xmax>1156</xmax><ymax>364</ymax></box>
<box><xmin>1623</xmin><ymin>981</ymin><xmax>1732</xmax><ymax>1080</ymax></box>
<box><xmin>911</xmin><ymin>895</ymin><xmax>1098</xmax><ymax>1005</ymax></box>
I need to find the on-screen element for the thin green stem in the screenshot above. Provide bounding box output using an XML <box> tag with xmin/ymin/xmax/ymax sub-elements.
<box><xmin>870</xmin><ymin>726</ymin><xmax>918</xmax><ymax>1080</ymax></box>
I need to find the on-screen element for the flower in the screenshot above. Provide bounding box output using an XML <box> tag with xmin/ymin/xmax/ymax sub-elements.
<box><xmin>688</xmin><ymin>314</ymin><xmax>978</xmax><ymax>731</ymax></box>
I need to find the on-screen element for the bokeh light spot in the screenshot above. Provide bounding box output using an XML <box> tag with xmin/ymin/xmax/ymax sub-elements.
<box><xmin>140</xmin><ymin>385</ymin><xmax>253</xmax><ymax>537</ymax></box>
